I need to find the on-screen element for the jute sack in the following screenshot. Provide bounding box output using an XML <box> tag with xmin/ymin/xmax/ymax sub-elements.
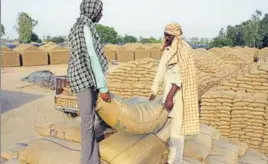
<box><xmin>99</xmin><ymin>132</ymin><xmax>168</xmax><ymax>164</ymax></box>
<box><xmin>3</xmin><ymin>159</ymin><xmax>21</xmax><ymax>164</ymax></box>
<box><xmin>35</xmin><ymin>119</ymin><xmax>81</xmax><ymax>143</ymax></box>
<box><xmin>208</xmin><ymin>140</ymin><xmax>239</xmax><ymax>164</ymax></box>
<box><xmin>156</xmin><ymin>119</ymin><xmax>171</xmax><ymax>143</ymax></box>
<box><xmin>35</xmin><ymin>116</ymin><xmax>106</xmax><ymax>143</ymax></box>
<box><xmin>96</xmin><ymin>94</ymin><xmax>168</xmax><ymax>134</ymax></box>
<box><xmin>220</xmin><ymin>136</ymin><xmax>249</xmax><ymax>157</ymax></box>
<box><xmin>239</xmin><ymin>148</ymin><xmax>268</xmax><ymax>164</ymax></box>
<box><xmin>182</xmin><ymin>157</ymin><xmax>202</xmax><ymax>164</ymax></box>
<box><xmin>1</xmin><ymin>142</ymin><xmax>30</xmax><ymax>160</ymax></box>
<box><xmin>206</xmin><ymin>156</ymin><xmax>237</xmax><ymax>164</ymax></box>
<box><xmin>18</xmin><ymin>137</ymin><xmax>81</xmax><ymax>164</ymax></box>
<box><xmin>183</xmin><ymin>132</ymin><xmax>212</xmax><ymax>161</ymax></box>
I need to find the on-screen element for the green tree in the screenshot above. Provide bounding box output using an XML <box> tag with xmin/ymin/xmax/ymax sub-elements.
<box><xmin>43</xmin><ymin>35</ymin><xmax>52</xmax><ymax>42</ymax></box>
<box><xmin>259</xmin><ymin>13</ymin><xmax>268</xmax><ymax>47</ymax></box>
<box><xmin>0</xmin><ymin>24</ymin><xmax>5</xmax><ymax>37</ymax></box>
<box><xmin>240</xmin><ymin>10</ymin><xmax>262</xmax><ymax>47</ymax></box>
<box><xmin>15</xmin><ymin>12</ymin><xmax>38</xmax><ymax>43</ymax></box>
<box><xmin>140</xmin><ymin>37</ymin><xmax>161</xmax><ymax>43</ymax></box>
<box><xmin>31</xmin><ymin>32</ymin><xmax>42</xmax><ymax>43</ymax></box>
<box><xmin>50</xmin><ymin>36</ymin><xmax>65</xmax><ymax>43</ymax></box>
<box><xmin>122</xmin><ymin>34</ymin><xmax>137</xmax><ymax>43</ymax></box>
<box><xmin>96</xmin><ymin>24</ymin><xmax>119</xmax><ymax>44</ymax></box>
<box><xmin>209</xmin><ymin>36</ymin><xmax>233</xmax><ymax>48</ymax></box>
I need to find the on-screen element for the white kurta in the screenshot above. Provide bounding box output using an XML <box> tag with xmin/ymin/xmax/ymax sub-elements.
<box><xmin>151</xmin><ymin>48</ymin><xmax>185</xmax><ymax>164</ymax></box>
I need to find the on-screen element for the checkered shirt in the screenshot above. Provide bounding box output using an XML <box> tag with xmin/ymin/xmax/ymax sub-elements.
<box><xmin>67</xmin><ymin>0</ymin><xmax>108</xmax><ymax>93</ymax></box>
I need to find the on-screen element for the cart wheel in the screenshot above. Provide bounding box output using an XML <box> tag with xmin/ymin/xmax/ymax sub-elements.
<box><xmin>70</xmin><ymin>113</ymin><xmax>78</xmax><ymax>118</ymax></box>
<box><xmin>64</xmin><ymin>111</ymin><xmax>78</xmax><ymax>118</ymax></box>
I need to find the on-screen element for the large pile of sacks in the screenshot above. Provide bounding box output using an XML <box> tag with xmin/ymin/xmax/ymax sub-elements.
<box><xmin>193</xmin><ymin>47</ymin><xmax>258</xmax><ymax>98</ymax></box>
<box><xmin>193</xmin><ymin>48</ymin><xmax>240</xmax><ymax>98</ymax></box>
<box><xmin>2</xmin><ymin>120</ymin><xmax>268</xmax><ymax>164</ymax></box>
<box><xmin>200</xmin><ymin>62</ymin><xmax>268</xmax><ymax>156</ymax></box>
<box><xmin>1</xmin><ymin>46</ymin><xmax>20</xmax><ymax>67</ymax></box>
<box><xmin>255</xmin><ymin>47</ymin><xmax>268</xmax><ymax>62</ymax></box>
<box><xmin>106</xmin><ymin>58</ymin><xmax>163</xmax><ymax>98</ymax></box>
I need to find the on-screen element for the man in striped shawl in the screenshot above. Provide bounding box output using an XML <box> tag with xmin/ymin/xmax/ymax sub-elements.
<box><xmin>149</xmin><ymin>22</ymin><xmax>200</xmax><ymax>164</ymax></box>
<box><xmin>67</xmin><ymin>0</ymin><xmax>110</xmax><ymax>163</ymax></box>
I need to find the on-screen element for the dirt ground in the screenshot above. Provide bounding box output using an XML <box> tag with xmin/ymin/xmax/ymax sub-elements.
<box><xmin>1</xmin><ymin>63</ymin><xmax>119</xmax><ymax>152</ymax></box>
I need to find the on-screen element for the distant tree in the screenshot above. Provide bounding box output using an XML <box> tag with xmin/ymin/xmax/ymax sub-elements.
<box><xmin>50</xmin><ymin>36</ymin><xmax>65</xmax><ymax>43</ymax></box>
<box><xmin>262</xmin><ymin>36</ymin><xmax>268</xmax><ymax>47</ymax></box>
<box><xmin>209</xmin><ymin>36</ymin><xmax>233</xmax><ymax>48</ymax></box>
<box><xmin>15</xmin><ymin>12</ymin><xmax>38</xmax><ymax>43</ymax></box>
<box><xmin>122</xmin><ymin>34</ymin><xmax>137</xmax><ymax>43</ymax></box>
<box><xmin>259</xmin><ymin>13</ymin><xmax>268</xmax><ymax>47</ymax></box>
<box><xmin>140</xmin><ymin>37</ymin><xmax>161</xmax><ymax>43</ymax></box>
<box><xmin>31</xmin><ymin>32</ymin><xmax>42</xmax><ymax>43</ymax></box>
<box><xmin>96</xmin><ymin>24</ymin><xmax>119</xmax><ymax>44</ymax></box>
<box><xmin>0</xmin><ymin>24</ymin><xmax>5</xmax><ymax>37</ymax></box>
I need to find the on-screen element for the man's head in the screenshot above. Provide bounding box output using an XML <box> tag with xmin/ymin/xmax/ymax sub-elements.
<box><xmin>254</xmin><ymin>56</ymin><xmax>259</xmax><ymax>62</ymax></box>
<box><xmin>163</xmin><ymin>22</ymin><xmax>183</xmax><ymax>47</ymax></box>
<box><xmin>80</xmin><ymin>0</ymin><xmax>103</xmax><ymax>23</ymax></box>
<box><xmin>164</xmin><ymin>32</ymin><xmax>175</xmax><ymax>47</ymax></box>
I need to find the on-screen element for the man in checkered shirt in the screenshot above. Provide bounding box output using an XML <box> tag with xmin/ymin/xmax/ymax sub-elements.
<box><xmin>149</xmin><ymin>22</ymin><xmax>199</xmax><ymax>164</ymax></box>
<box><xmin>67</xmin><ymin>0</ymin><xmax>110</xmax><ymax>163</ymax></box>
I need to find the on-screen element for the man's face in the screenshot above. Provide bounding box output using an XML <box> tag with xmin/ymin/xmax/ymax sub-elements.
<box><xmin>93</xmin><ymin>9</ymin><xmax>103</xmax><ymax>23</ymax></box>
<box><xmin>164</xmin><ymin>32</ymin><xmax>175</xmax><ymax>47</ymax></box>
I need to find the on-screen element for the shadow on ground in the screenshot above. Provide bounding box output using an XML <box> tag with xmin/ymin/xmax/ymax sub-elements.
<box><xmin>1</xmin><ymin>90</ymin><xmax>44</xmax><ymax>114</ymax></box>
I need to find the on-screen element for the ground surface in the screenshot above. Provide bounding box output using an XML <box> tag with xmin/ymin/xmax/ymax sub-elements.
<box><xmin>1</xmin><ymin>64</ymin><xmax>119</xmax><ymax>152</ymax></box>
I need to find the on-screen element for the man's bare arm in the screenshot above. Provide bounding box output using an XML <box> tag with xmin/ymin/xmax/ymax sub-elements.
<box><xmin>166</xmin><ymin>84</ymin><xmax>180</xmax><ymax>100</ymax></box>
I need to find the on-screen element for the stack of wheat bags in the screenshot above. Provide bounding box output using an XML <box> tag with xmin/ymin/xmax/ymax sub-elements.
<box><xmin>260</xmin><ymin>105</ymin><xmax>268</xmax><ymax>156</ymax></box>
<box><xmin>215</xmin><ymin>63</ymin><xmax>268</xmax><ymax>94</ymax></box>
<box><xmin>200</xmin><ymin>62</ymin><xmax>268</xmax><ymax>154</ymax></box>
<box><xmin>193</xmin><ymin>50</ymin><xmax>241</xmax><ymax>99</ymax></box>
<box><xmin>107</xmin><ymin>58</ymin><xmax>163</xmax><ymax>98</ymax></box>
<box><xmin>255</xmin><ymin>48</ymin><xmax>268</xmax><ymax>62</ymax></box>
<box><xmin>200</xmin><ymin>90</ymin><xmax>235</xmax><ymax>136</ymax></box>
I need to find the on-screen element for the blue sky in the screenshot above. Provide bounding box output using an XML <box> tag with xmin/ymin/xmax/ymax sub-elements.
<box><xmin>2</xmin><ymin>0</ymin><xmax>268</xmax><ymax>39</ymax></box>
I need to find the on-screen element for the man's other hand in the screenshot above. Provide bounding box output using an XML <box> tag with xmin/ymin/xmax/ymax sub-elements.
<box><xmin>100</xmin><ymin>91</ymin><xmax>111</xmax><ymax>103</ymax></box>
<box><xmin>164</xmin><ymin>98</ymin><xmax>173</xmax><ymax>112</ymax></box>
<box><xmin>149</xmin><ymin>94</ymin><xmax>156</xmax><ymax>101</ymax></box>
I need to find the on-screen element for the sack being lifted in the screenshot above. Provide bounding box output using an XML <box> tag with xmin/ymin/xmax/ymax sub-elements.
<box><xmin>96</xmin><ymin>94</ymin><xmax>168</xmax><ymax>134</ymax></box>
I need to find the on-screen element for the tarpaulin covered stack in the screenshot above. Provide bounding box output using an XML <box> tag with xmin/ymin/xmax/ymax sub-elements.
<box><xmin>14</xmin><ymin>44</ymin><xmax>48</xmax><ymax>66</ymax></box>
<box><xmin>116</xmin><ymin>46</ymin><xmax>135</xmax><ymax>62</ymax></box>
<box><xmin>134</xmin><ymin>46</ymin><xmax>151</xmax><ymax>60</ymax></box>
<box><xmin>41</xmin><ymin>44</ymin><xmax>69</xmax><ymax>64</ymax></box>
<box><xmin>1</xmin><ymin>46</ymin><xmax>20</xmax><ymax>67</ymax></box>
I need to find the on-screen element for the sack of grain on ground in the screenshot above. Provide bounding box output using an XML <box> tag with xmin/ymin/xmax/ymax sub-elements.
<box><xmin>99</xmin><ymin>132</ymin><xmax>168</xmax><ymax>164</ymax></box>
<box><xmin>1</xmin><ymin>142</ymin><xmax>30</xmax><ymax>160</ymax></box>
<box><xmin>183</xmin><ymin>124</ymin><xmax>218</xmax><ymax>162</ymax></box>
<box><xmin>239</xmin><ymin>148</ymin><xmax>268</xmax><ymax>164</ymax></box>
<box><xmin>3</xmin><ymin>159</ymin><xmax>21</xmax><ymax>164</ymax></box>
<box><xmin>206</xmin><ymin>139</ymin><xmax>239</xmax><ymax>164</ymax></box>
<box><xmin>182</xmin><ymin>157</ymin><xmax>202</xmax><ymax>164</ymax></box>
<box><xmin>35</xmin><ymin>116</ymin><xmax>109</xmax><ymax>143</ymax></box>
<box><xmin>18</xmin><ymin>137</ymin><xmax>81</xmax><ymax>164</ymax></box>
<box><xmin>219</xmin><ymin>137</ymin><xmax>249</xmax><ymax>157</ymax></box>
<box><xmin>155</xmin><ymin>119</ymin><xmax>171</xmax><ymax>143</ymax></box>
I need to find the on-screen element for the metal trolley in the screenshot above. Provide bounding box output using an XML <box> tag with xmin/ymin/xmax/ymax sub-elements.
<box><xmin>54</xmin><ymin>75</ymin><xmax>79</xmax><ymax>116</ymax></box>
